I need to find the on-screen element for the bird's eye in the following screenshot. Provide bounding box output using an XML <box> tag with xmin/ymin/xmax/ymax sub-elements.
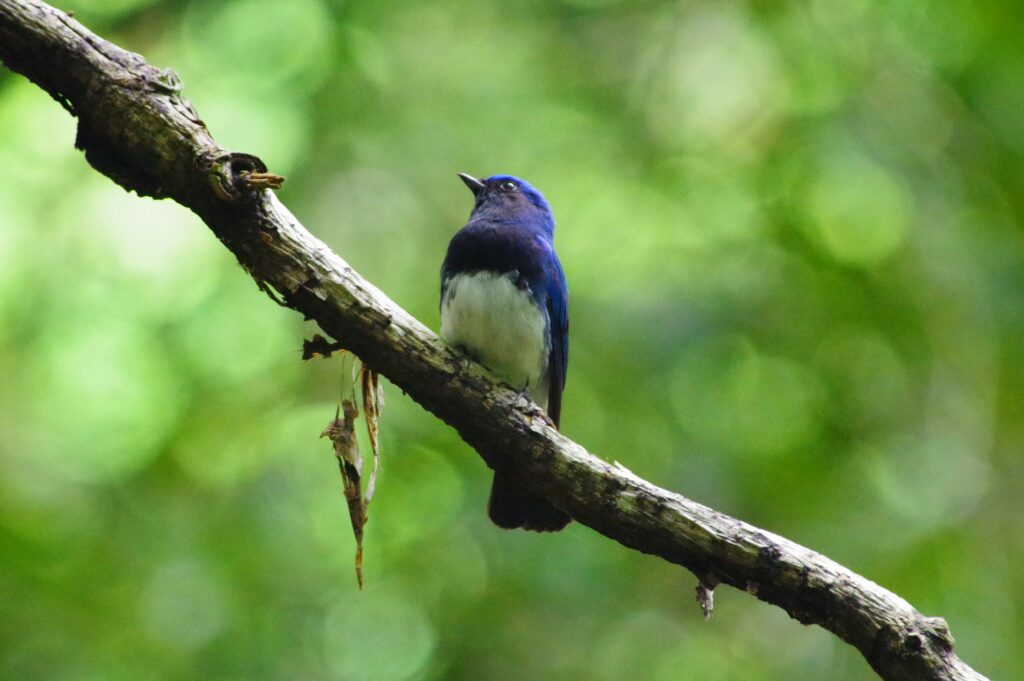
<box><xmin>500</xmin><ymin>181</ymin><xmax>518</xmax><ymax>192</ymax></box>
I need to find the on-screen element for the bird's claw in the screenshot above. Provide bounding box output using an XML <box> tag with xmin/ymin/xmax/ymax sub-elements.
<box><xmin>508</xmin><ymin>387</ymin><xmax>529</xmax><ymax>410</ymax></box>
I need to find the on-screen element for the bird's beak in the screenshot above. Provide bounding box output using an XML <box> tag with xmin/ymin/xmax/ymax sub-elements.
<box><xmin>458</xmin><ymin>172</ymin><xmax>486</xmax><ymax>196</ymax></box>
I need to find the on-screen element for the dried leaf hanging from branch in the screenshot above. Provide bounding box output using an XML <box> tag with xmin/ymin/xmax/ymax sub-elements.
<box><xmin>360</xmin><ymin>364</ymin><xmax>383</xmax><ymax>506</ymax></box>
<box><xmin>321</xmin><ymin>400</ymin><xmax>367</xmax><ymax>587</ymax></box>
<box><xmin>318</xmin><ymin>357</ymin><xmax>384</xmax><ymax>589</ymax></box>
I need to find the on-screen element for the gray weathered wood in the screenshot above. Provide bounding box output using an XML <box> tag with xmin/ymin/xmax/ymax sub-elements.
<box><xmin>0</xmin><ymin>2</ymin><xmax>989</xmax><ymax>678</ymax></box>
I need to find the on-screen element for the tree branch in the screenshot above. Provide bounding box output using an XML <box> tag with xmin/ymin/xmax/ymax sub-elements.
<box><xmin>0</xmin><ymin>2</ymin><xmax>988</xmax><ymax>679</ymax></box>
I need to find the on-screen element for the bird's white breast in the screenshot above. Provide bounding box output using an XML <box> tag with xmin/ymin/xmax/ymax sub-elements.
<box><xmin>441</xmin><ymin>272</ymin><xmax>549</xmax><ymax>408</ymax></box>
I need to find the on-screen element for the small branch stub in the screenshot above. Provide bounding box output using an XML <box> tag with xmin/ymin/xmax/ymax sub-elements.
<box><xmin>303</xmin><ymin>333</ymin><xmax>347</xmax><ymax>360</ymax></box>
<box><xmin>242</xmin><ymin>171</ymin><xmax>285</xmax><ymax>191</ymax></box>
<box><xmin>696</xmin><ymin>579</ymin><xmax>716</xmax><ymax>621</ymax></box>
<box><xmin>207</xmin><ymin>151</ymin><xmax>284</xmax><ymax>201</ymax></box>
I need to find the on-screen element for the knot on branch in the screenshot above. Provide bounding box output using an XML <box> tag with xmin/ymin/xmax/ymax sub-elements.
<box><xmin>920</xmin><ymin>616</ymin><xmax>955</xmax><ymax>652</ymax></box>
<box><xmin>205</xmin><ymin>151</ymin><xmax>284</xmax><ymax>202</ymax></box>
<box><xmin>144</xmin><ymin>66</ymin><xmax>182</xmax><ymax>94</ymax></box>
<box><xmin>878</xmin><ymin>616</ymin><xmax>957</xmax><ymax>668</ymax></box>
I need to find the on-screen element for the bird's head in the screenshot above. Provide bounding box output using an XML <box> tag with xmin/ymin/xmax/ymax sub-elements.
<box><xmin>458</xmin><ymin>173</ymin><xmax>555</xmax><ymax>233</ymax></box>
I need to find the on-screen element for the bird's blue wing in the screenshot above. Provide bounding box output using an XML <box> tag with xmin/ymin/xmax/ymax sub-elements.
<box><xmin>545</xmin><ymin>252</ymin><xmax>569</xmax><ymax>428</ymax></box>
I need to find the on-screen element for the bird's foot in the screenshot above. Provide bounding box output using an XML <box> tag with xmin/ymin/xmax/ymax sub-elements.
<box><xmin>508</xmin><ymin>387</ymin><xmax>530</xmax><ymax>410</ymax></box>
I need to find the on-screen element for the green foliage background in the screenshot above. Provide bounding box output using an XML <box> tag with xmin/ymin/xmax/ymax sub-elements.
<box><xmin>1</xmin><ymin>1</ymin><xmax>1022</xmax><ymax>679</ymax></box>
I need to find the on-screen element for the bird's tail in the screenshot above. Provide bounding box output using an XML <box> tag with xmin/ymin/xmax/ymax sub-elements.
<box><xmin>488</xmin><ymin>472</ymin><xmax>571</xmax><ymax>532</ymax></box>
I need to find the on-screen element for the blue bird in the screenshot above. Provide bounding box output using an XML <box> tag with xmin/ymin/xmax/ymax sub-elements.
<box><xmin>441</xmin><ymin>173</ymin><xmax>571</xmax><ymax>532</ymax></box>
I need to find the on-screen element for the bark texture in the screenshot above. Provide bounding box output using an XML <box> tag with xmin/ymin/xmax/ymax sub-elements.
<box><xmin>0</xmin><ymin>2</ymin><xmax>989</xmax><ymax>679</ymax></box>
